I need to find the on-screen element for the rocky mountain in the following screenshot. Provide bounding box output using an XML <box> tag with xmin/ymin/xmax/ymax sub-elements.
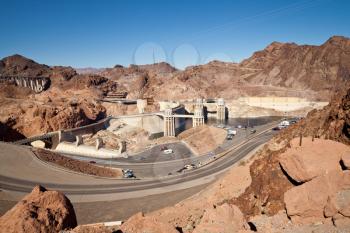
<box><xmin>276</xmin><ymin>87</ymin><xmax>350</xmax><ymax>145</ymax></box>
<box><xmin>95</xmin><ymin>36</ymin><xmax>350</xmax><ymax>101</ymax></box>
<box><xmin>1</xmin><ymin>35</ymin><xmax>350</xmax><ymax>140</ymax></box>
<box><xmin>0</xmin><ymin>55</ymin><xmax>116</xmax><ymax>140</ymax></box>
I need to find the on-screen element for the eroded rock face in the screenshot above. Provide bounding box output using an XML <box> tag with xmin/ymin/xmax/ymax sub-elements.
<box><xmin>279</xmin><ymin>138</ymin><xmax>350</xmax><ymax>183</ymax></box>
<box><xmin>193</xmin><ymin>203</ymin><xmax>247</xmax><ymax>233</ymax></box>
<box><xmin>120</xmin><ymin>212</ymin><xmax>178</xmax><ymax>233</ymax></box>
<box><xmin>0</xmin><ymin>185</ymin><xmax>77</xmax><ymax>233</ymax></box>
<box><xmin>341</xmin><ymin>152</ymin><xmax>350</xmax><ymax>169</ymax></box>
<box><xmin>280</xmin><ymin>138</ymin><xmax>350</xmax><ymax>225</ymax></box>
<box><xmin>284</xmin><ymin>170</ymin><xmax>350</xmax><ymax>224</ymax></box>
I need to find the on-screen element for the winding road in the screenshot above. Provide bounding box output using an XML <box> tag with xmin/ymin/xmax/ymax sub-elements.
<box><xmin>0</xmin><ymin>121</ymin><xmax>277</xmax><ymax>223</ymax></box>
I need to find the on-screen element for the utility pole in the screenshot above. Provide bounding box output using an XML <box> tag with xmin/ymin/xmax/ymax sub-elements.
<box><xmin>152</xmin><ymin>48</ymin><xmax>156</xmax><ymax>64</ymax></box>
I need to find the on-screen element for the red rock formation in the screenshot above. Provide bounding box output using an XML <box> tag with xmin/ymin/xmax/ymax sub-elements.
<box><xmin>0</xmin><ymin>185</ymin><xmax>77</xmax><ymax>233</ymax></box>
<box><xmin>96</xmin><ymin>36</ymin><xmax>350</xmax><ymax>101</ymax></box>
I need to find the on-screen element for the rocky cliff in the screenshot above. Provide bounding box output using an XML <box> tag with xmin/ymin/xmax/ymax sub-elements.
<box><xmin>0</xmin><ymin>55</ymin><xmax>115</xmax><ymax>140</ymax></box>
<box><xmin>96</xmin><ymin>36</ymin><xmax>350</xmax><ymax>101</ymax></box>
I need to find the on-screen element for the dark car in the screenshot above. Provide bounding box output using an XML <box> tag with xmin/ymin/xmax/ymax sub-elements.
<box><xmin>122</xmin><ymin>169</ymin><xmax>136</xmax><ymax>178</ymax></box>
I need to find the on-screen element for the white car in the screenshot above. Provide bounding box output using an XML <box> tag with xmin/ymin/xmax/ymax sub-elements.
<box><xmin>163</xmin><ymin>149</ymin><xmax>173</xmax><ymax>154</ymax></box>
<box><xmin>228</xmin><ymin>129</ymin><xmax>237</xmax><ymax>135</ymax></box>
<box><xmin>184</xmin><ymin>164</ymin><xmax>195</xmax><ymax>170</ymax></box>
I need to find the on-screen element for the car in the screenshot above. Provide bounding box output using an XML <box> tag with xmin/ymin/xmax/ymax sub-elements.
<box><xmin>279</xmin><ymin>120</ymin><xmax>290</xmax><ymax>128</ymax></box>
<box><xmin>228</xmin><ymin>129</ymin><xmax>237</xmax><ymax>135</ymax></box>
<box><xmin>217</xmin><ymin>124</ymin><xmax>225</xmax><ymax>128</ymax></box>
<box><xmin>272</xmin><ymin>126</ymin><xmax>281</xmax><ymax>131</ymax></box>
<box><xmin>163</xmin><ymin>149</ymin><xmax>173</xmax><ymax>154</ymax></box>
<box><xmin>237</xmin><ymin>125</ymin><xmax>242</xmax><ymax>129</ymax></box>
<box><xmin>226</xmin><ymin>135</ymin><xmax>233</xmax><ymax>140</ymax></box>
<box><xmin>89</xmin><ymin>161</ymin><xmax>96</xmax><ymax>164</ymax></box>
<box><xmin>122</xmin><ymin>169</ymin><xmax>136</xmax><ymax>178</ymax></box>
<box><xmin>184</xmin><ymin>164</ymin><xmax>196</xmax><ymax>170</ymax></box>
<box><xmin>250</xmin><ymin>129</ymin><xmax>256</xmax><ymax>134</ymax></box>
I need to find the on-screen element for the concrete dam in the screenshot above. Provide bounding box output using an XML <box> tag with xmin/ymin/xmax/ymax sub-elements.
<box><xmin>0</xmin><ymin>75</ymin><xmax>50</xmax><ymax>93</ymax></box>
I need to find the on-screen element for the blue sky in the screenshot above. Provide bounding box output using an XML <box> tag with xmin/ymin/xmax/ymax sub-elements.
<box><xmin>0</xmin><ymin>0</ymin><xmax>349</xmax><ymax>69</ymax></box>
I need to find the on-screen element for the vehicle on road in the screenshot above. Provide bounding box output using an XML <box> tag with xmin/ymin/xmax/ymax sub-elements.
<box><xmin>122</xmin><ymin>169</ymin><xmax>136</xmax><ymax>178</ymax></box>
<box><xmin>226</xmin><ymin>135</ymin><xmax>233</xmax><ymax>140</ymax></box>
<box><xmin>237</xmin><ymin>125</ymin><xmax>243</xmax><ymax>129</ymax></box>
<box><xmin>184</xmin><ymin>164</ymin><xmax>196</xmax><ymax>170</ymax></box>
<box><xmin>228</xmin><ymin>129</ymin><xmax>237</xmax><ymax>135</ymax></box>
<box><xmin>250</xmin><ymin>129</ymin><xmax>257</xmax><ymax>134</ymax></box>
<box><xmin>163</xmin><ymin>149</ymin><xmax>173</xmax><ymax>154</ymax></box>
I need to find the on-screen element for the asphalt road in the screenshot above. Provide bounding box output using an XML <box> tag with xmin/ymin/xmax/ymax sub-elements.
<box><xmin>0</xmin><ymin>123</ymin><xmax>277</xmax><ymax>223</ymax></box>
<box><xmin>0</xmin><ymin>129</ymin><xmax>275</xmax><ymax>195</ymax></box>
<box><xmin>61</xmin><ymin>121</ymin><xmax>276</xmax><ymax>178</ymax></box>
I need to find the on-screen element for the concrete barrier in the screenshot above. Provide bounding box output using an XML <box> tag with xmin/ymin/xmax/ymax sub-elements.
<box><xmin>55</xmin><ymin>142</ymin><xmax>123</xmax><ymax>159</ymax></box>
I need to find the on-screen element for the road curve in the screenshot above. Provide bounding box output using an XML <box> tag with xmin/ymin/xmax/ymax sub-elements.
<box><xmin>0</xmin><ymin>130</ymin><xmax>274</xmax><ymax>196</ymax></box>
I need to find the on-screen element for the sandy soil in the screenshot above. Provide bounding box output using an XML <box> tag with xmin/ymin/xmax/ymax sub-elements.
<box><xmin>177</xmin><ymin>125</ymin><xmax>227</xmax><ymax>155</ymax></box>
<box><xmin>33</xmin><ymin>148</ymin><xmax>122</xmax><ymax>178</ymax></box>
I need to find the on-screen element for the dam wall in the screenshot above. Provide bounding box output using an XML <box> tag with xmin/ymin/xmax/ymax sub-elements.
<box><xmin>238</xmin><ymin>97</ymin><xmax>328</xmax><ymax>112</ymax></box>
<box><xmin>0</xmin><ymin>75</ymin><xmax>50</xmax><ymax>93</ymax></box>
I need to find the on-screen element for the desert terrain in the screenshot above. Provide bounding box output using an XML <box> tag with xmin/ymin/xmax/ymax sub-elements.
<box><xmin>1</xmin><ymin>35</ymin><xmax>350</xmax><ymax>233</ymax></box>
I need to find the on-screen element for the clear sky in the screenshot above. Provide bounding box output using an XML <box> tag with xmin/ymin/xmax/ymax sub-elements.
<box><xmin>1</xmin><ymin>0</ymin><xmax>349</xmax><ymax>69</ymax></box>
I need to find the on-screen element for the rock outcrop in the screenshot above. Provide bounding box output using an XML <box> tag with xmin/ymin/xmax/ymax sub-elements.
<box><xmin>193</xmin><ymin>203</ymin><xmax>247</xmax><ymax>233</ymax></box>
<box><xmin>98</xmin><ymin>36</ymin><xmax>350</xmax><ymax>101</ymax></box>
<box><xmin>0</xmin><ymin>55</ymin><xmax>117</xmax><ymax>141</ymax></box>
<box><xmin>279</xmin><ymin>138</ymin><xmax>350</xmax><ymax>183</ymax></box>
<box><xmin>120</xmin><ymin>212</ymin><xmax>178</xmax><ymax>233</ymax></box>
<box><xmin>0</xmin><ymin>185</ymin><xmax>77</xmax><ymax>233</ymax></box>
<box><xmin>278</xmin><ymin>138</ymin><xmax>350</xmax><ymax>225</ymax></box>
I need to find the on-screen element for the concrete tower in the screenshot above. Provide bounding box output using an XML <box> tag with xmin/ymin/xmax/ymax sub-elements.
<box><xmin>164</xmin><ymin>108</ymin><xmax>175</xmax><ymax>137</ymax></box>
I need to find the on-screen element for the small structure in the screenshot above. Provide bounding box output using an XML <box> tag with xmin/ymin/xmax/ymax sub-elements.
<box><xmin>95</xmin><ymin>138</ymin><xmax>103</xmax><ymax>150</ymax></box>
<box><xmin>118</xmin><ymin>141</ymin><xmax>127</xmax><ymax>153</ymax></box>
<box><xmin>216</xmin><ymin>98</ymin><xmax>226</xmax><ymax>121</ymax></box>
<box><xmin>164</xmin><ymin>108</ymin><xmax>175</xmax><ymax>137</ymax></box>
<box><xmin>30</xmin><ymin>140</ymin><xmax>46</xmax><ymax>148</ymax></box>
<box><xmin>193</xmin><ymin>98</ymin><xmax>204</xmax><ymax>127</ymax></box>
<box><xmin>137</xmin><ymin>99</ymin><xmax>147</xmax><ymax>114</ymax></box>
<box><xmin>75</xmin><ymin>135</ymin><xmax>83</xmax><ymax>146</ymax></box>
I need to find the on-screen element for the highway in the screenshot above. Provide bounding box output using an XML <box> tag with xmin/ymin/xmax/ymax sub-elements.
<box><xmin>61</xmin><ymin>120</ymin><xmax>278</xmax><ymax>178</ymax></box>
<box><xmin>0</xmin><ymin>122</ymin><xmax>276</xmax><ymax>223</ymax></box>
<box><xmin>0</xmin><ymin>128</ymin><xmax>275</xmax><ymax>196</ymax></box>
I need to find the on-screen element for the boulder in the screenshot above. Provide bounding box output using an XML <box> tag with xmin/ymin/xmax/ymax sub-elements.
<box><xmin>193</xmin><ymin>203</ymin><xmax>247</xmax><ymax>233</ymax></box>
<box><xmin>279</xmin><ymin>138</ymin><xmax>350</xmax><ymax>183</ymax></box>
<box><xmin>120</xmin><ymin>212</ymin><xmax>177</xmax><ymax>233</ymax></box>
<box><xmin>284</xmin><ymin>170</ymin><xmax>350</xmax><ymax>224</ymax></box>
<box><xmin>341</xmin><ymin>152</ymin><xmax>350</xmax><ymax>169</ymax></box>
<box><xmin>0</xmin><ymin>185</ymin><xmax>77</xmax><ymax>233</ymax></box>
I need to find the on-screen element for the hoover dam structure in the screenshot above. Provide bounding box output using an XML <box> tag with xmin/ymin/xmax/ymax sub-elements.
<box><xmin>0</xmin><ymin>75</ymin><xmax>50</xmax><ymax>93</ymax></box>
